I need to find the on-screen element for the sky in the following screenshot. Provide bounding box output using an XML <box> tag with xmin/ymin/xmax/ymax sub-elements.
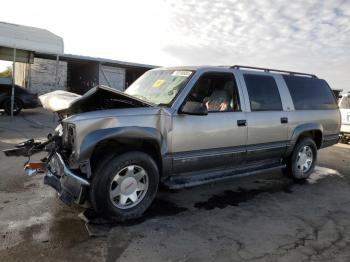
<box><xmin>1</xmin><ymin>0</ymin><xmax>350</xmax><ymax>92</ymax></box>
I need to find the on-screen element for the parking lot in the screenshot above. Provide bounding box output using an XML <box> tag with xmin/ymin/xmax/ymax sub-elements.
<box><xmin>0</xmin><ymin>108</ymin><xmax>350</xmax><ymax>262</ymax></box>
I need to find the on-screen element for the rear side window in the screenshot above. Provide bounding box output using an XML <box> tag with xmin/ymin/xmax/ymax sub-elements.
<box><xmin>340</xmin><ymin>96</ymin><xmax>350</xmax><ymax>109</ymax></box>
<box><xmin>244</xmin><ymin>74</ymin><xmax>283</xmax><ymax>111</ymax></box>
<box><xmin>283</xmin><ymin>76</ymin><xmax>337</xmax><ymax>110</ymax></box>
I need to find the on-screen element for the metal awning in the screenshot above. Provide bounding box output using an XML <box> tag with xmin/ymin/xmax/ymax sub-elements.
<box><xmin>0</xmin><ymin>21</ymin><xmax>64</xmax><ymax>118</ymax></box>
<box><xmin>0</xmin><ymin>21</ymin><xmax>64</xmax><ymax>55</ymax></box>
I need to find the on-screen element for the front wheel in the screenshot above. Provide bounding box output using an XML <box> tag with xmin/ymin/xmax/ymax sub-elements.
<box><xmin>283</xmin><ymin>137</ymin><xmax>317</xmax><ymax>180</ymax></box>
<box><xmin>89</xmin><ymin>151</ymin><xmax>159</xmax><ymax>221</ymax></box>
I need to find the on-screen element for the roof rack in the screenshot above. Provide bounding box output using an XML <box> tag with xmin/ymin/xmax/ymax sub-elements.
<box><xmin>231</xmin><ymin>65</ymin><xmax>317</xmax><ymax>78</ymax></box>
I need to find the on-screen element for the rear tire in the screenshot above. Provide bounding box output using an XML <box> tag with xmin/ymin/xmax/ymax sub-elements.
<box><xmin>283</xmin><ymin>137</ymin><xmax>317</xmax><ymax>180</ymax></box>
<box><xmin>340</xmin><ymin>135</ymin><xmax>349</xmax><ymax>144</ymax></box>
<box><xmin>4</xmin><ymin>98</ymin><xmax>22</xmax><ymax>115</ymax></box>
<box><xmin>89</xmin><ymin>151</ymin><xmax>159</xmax><ymax>221</ymax></box>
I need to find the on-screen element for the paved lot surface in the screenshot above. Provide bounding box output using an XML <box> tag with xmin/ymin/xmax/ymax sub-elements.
<box><xmin>0</xmin><ymin>108</ymin><xmax>350</xmax><ymax>262</ymax></box>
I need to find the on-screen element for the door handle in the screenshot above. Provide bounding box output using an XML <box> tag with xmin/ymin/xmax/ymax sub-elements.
<box><xmin>281</xmin><ymin>117</ymin><xmax>288</xmax><ymax>124</ymax></box>
<box><xmin>237</xmin><ymin>119</ymin><xmax>247</xmax><ymax>127</ymax></box>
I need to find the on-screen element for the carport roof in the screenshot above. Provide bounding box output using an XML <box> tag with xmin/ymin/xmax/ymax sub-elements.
<box><xmin>0</xmin><ymin>21</ymin><xmax>64</xmax><ymax>55</ymax></box>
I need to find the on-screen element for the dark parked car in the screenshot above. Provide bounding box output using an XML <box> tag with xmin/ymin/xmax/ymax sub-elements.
<box><xmin>0</xmin><ymin>84</ymin><xmax>41</xmax><ymax>115</ymax></box>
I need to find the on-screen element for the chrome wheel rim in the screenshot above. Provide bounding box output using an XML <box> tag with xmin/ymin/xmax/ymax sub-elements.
<box><xmin>110</xmin><ymin>165</ymin><xmax>149</xmax><ymax>209</ymax></box>
<box><xmin>296</xmin><ymin>145</ymin><xmax>313</xmax><ymax>173</ymax></box>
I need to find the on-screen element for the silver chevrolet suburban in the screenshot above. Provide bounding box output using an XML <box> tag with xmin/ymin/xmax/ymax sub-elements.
<box><xmin>4</xmin><ymin>65</ymin><xmax>341</xmax><ymax>221</ymax></box>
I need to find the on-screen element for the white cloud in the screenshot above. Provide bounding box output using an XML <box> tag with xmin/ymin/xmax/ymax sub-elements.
<box><xmin>163</xmin><ymin>0</ymin><xmax>350</xmax><ymax>91</ymax></box>
<box><xmin>1</xmin><ymin>0</ymin><xmax>350</xmax><ymax>91</ymax></box>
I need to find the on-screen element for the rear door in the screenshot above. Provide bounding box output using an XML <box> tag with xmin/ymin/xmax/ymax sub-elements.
<box><xmin>0</xmin><ymin>84</ymin><xmax>11</xmax><ymax>105</ymax></box>
<box><xmin>237</xmin><ymin>72</ymin><xmax>289</xmax><ymax>161</ymax></box>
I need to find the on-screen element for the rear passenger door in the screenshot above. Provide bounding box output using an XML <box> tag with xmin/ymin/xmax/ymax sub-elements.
<box><xmin>238</xmin><ymin>73</ymin><xmax>289</xmax><ymax>161</ymax></box>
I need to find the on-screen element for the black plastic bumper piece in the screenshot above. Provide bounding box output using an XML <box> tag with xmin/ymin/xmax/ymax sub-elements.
<box><xmin>2</xmin><ymin>138</ymin><xmax>49</xmax><ymax>157</ymax></box>
<box><xmin>44</xmin><ymin>173</ymin><xmax>61</xmax><ymax>192</ymax></box>
<box><xmin>44</xmin><ymin>173</ymin><xmax>76</xmax><ymax>206</ymax></box>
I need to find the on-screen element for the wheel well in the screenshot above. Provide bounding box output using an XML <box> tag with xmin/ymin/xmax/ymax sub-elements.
<box><xmin>90</xmin><ymin>138</ymin><xmax>162</xmax><ymax>174</ymax></box>
<box><xmin>297</xmin><ymin>130</ymin><xmax>322</xmax><ymax>149</ymax></box>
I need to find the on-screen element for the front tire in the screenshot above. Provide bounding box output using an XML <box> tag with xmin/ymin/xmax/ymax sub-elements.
<box><xmin>90</xmin><ymin>151</ymin><xmax>159</xmax><ymax>221</ymax></box>
<box><xmin>283</xmin><ymin>137</ymin><xmax>317</xmax><ymax>180</ymax></box>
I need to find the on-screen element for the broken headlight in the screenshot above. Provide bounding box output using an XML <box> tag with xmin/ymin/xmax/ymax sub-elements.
<box><xmin>48</xmin><ymin>153</ymin><xmax>64</xmax><ymax>177</ymax></box>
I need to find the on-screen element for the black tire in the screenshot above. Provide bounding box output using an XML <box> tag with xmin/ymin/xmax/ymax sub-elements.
<box><xmin>3</xmin><ymin>98</ymin><xmax>22</xmax><ymax>115</ymax></box>
<box><xmin>89</xmin><ymin>151</ymin><xmax>159</xmax><ymax>221</ymax></box>
<box><xmin>283</xmin><ymin>137</ymin><xmax>317</xmax><ymax>180</ymax></box>
<box><xmin>340</xmin><ymin>135</ymin><xmax>349</xmax><ymax>144</ymax></box>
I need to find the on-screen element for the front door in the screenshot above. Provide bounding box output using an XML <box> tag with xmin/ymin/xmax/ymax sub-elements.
<box><xmin>171</xmin><ymin>72</ymin><xmax>247</xmax><ymax>174</ymax></box>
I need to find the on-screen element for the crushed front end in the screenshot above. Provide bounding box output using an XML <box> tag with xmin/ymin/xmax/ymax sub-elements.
<box><xmin>2</xmin><ymin>85</ymin><xmax>154</xmax><ymax>207</ymax></box>
<box><xmin>3</xmin><ymin>123</ymin><xmax>90</xmax><ymax>206</ymax></box>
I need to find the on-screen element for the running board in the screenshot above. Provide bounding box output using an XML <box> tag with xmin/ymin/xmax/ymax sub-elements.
<box><xmin>163</xmin><ymin>162</ymin><xmax>286</xmax><ymax>189</ymax></box>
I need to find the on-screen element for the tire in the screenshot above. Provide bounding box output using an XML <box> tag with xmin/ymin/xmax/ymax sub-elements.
<box><xmin>3</xmin><ymin>98</ymin><xmax>22</xmax><ymax>115</ymax></box>
<box><xmin>283</xmin><ymin>137</ymin><xmax>317</xmax><ymax>180</ymax></box>
<box><xmin>340</xmin><ymin>135</ymin><xmax>349</xmax><ymax>144</ymax></box>
<box><xmin>89</xmin><ymin>151</ymin><xmax>159</xmax><ymax>221</ymax></box>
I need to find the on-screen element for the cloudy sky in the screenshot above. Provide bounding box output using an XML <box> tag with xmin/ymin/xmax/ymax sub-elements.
<box><xmin>1</xmin><ymin>0</ymin><xmax>350</xmax><ymax>91</ymax></box>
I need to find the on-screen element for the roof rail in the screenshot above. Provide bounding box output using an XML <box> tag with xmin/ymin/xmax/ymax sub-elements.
<box><xmin>231</xmin><ymin>65</ymin><xmax>317</xmax><ymax>78</ymax></box>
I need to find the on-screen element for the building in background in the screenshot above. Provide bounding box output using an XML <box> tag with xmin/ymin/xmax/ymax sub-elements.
<box><xmin>15</xmin><ymin>53</ymin><xmax>156</xmax><ymax>95</ymax></box>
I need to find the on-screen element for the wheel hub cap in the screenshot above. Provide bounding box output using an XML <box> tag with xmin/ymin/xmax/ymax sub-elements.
<box><xmin>296</xmin><ymin>145</ymin><xmax>313</xmax><ymax>173</ymax></box>
<box><xmin>120</xmin><ymin>177</ymin><xmax>138</xmax><ymax>195</ymax></box>
<box><xmin>109</xmin><ymin>165</ymin><xmax>149</xmax><ymax>209</ymax></box>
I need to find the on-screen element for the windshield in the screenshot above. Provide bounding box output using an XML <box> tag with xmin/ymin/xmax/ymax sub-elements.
<box><xmin>340</xmin><ymin>96</ymin><xmax>350</xmax><ymax>109</ymax></box>
<box><xmin>125</xmin><ymin>69</ymin><xmax>193</xmax><ymax>106</ymax></box>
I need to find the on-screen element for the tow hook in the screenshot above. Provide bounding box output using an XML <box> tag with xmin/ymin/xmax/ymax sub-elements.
<box><xmin>24</xmin><ymin>162</ymin><xmax>46</xmax><ymax>176</ymax></box>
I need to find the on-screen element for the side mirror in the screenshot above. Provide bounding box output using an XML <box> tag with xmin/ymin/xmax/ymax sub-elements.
<box><xmin>180</xmin><ymin>101</ymin><xmax>208</xmax><ymax>115</ymax></box>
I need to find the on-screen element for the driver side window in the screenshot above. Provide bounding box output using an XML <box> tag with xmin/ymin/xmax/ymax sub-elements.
<box><xmin>187</xmin><ymin>72</ymin><xmax>240</xmax><ymax>112</ymax></box>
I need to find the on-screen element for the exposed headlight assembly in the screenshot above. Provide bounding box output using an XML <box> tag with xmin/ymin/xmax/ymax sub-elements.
<box><xmin>63</xmin><ymin>123</ymin><xmax>76</xmax><ymax>149</ymax></box>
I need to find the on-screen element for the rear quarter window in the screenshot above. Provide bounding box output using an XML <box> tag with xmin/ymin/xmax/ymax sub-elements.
<box><xmin>0</xmin><ymin>84</ymin><xmax>11</xmax><ymax>92</ymax></box>
<box><xmin>283</xmin><ymin>75</ymin><xmax>337</xmax><ymax>110</ymax></box>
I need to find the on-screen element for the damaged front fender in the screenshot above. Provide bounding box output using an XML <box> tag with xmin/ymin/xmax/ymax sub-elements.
<box><xmin>79</xmin><ymin>126</ymin><xmax>165</xmax><ymax>161</ymax></box>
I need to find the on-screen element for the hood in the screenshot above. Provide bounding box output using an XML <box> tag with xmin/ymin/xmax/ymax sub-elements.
<box><xmin>39</xmin><ymin>85</ymin><xmax>154</xmax><ymax>115</ymax></box>
<box><xmin>39</xmin><ymin>90</ymin><xmax>81</xmax><ymax>112</ymax></box>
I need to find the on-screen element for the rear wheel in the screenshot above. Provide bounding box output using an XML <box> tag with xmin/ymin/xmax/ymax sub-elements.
<box><xmin>340</xmin><ymin>135</ymin><xmax>349</xmax><ymax>144</ymax></box>
<box><xmin>3</xmin><ymin>98</ymin><xmax>22</xmax><ymax>115</ymax></box>
<box><xmin>89</xmin><ymin>151</ymin><xmax>159</xmax><ymax>221</ymax></box>
<box><xmin>283</xmin><ymin>137</ymin><xmax>317</xmax><ymax>180</ymax></box>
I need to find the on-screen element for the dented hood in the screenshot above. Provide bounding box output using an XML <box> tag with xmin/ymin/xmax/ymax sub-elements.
<box><xmin>39</xmin><ymin>85</ymin><xmax>153</xmax><ymax>114</ymax></box>
<box><xmin>39</xmin><ymin>90</ymin><xmax>81</xmax><ymax>112</ymax></box>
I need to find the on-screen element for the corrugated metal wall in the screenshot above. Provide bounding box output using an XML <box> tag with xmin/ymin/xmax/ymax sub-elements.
<box><xmin>99</xmin><ymin>65</ymin><xmax>125</xmax><ymax>91</ymax></box>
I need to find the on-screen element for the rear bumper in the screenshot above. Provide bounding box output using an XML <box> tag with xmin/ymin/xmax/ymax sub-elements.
<box><xmin>340</xmin><ymin>124</ymin><xmax>350</xmax><ymax>135</ymax></box>
<box><xmin>44</xmin><ymin>153</ymin><xmax>90</xmax><ymax>205</ymax></box>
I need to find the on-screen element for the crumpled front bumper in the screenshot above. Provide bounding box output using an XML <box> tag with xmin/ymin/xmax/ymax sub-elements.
<box><xmin>44</xmin><ymin>152</ymin><xmax>90</xmax><ymax>205</ymax></box>
<box><xmin>3</xmin><ymin>138</ymin><xmax>90</xmax><ymax>206</ymax></box>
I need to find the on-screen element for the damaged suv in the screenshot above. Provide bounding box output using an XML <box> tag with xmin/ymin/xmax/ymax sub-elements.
<box><xmin>4</xmin><ymin>65</ymin><xmax>340</xmax><ymax>221</ymax></box>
